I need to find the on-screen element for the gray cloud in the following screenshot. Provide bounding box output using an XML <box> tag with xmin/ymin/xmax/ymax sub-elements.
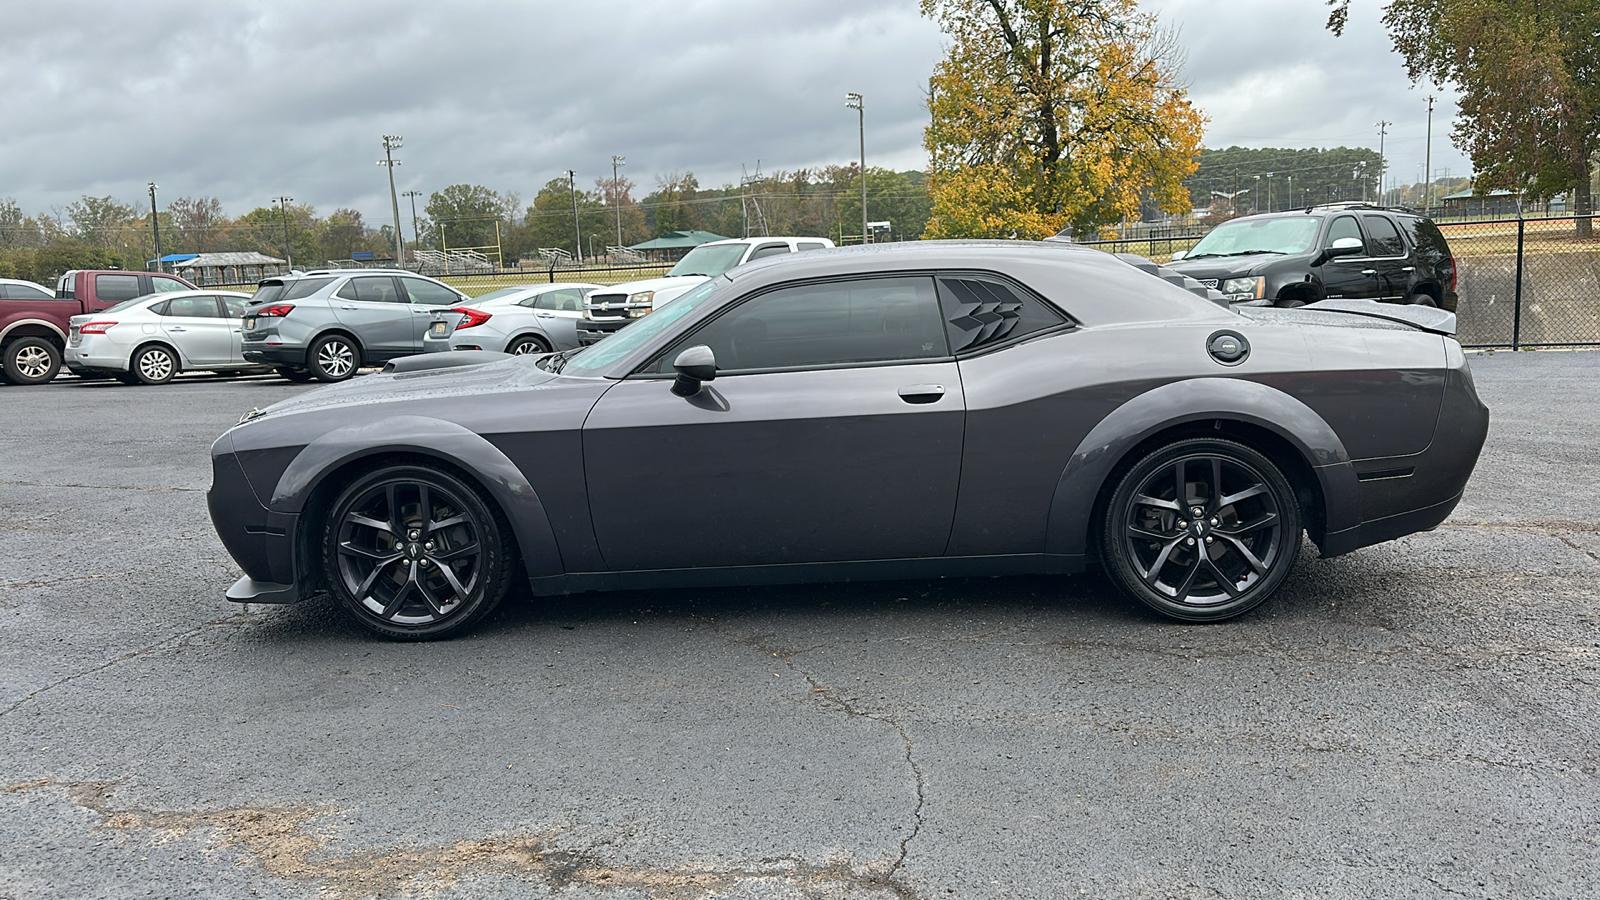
<box><xmin>1</xmin><ymin>0</ymin><xmax>1471</xmax><ymax>225</ymax></box>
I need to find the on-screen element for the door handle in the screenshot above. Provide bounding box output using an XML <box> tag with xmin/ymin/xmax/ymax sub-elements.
<box><xmin>340</xmin><ymin>304</ymin><xmax>358</xmax><ymax>310</ymax></box>
<box><xmin>536</xmin><ymin>312</ymin><xmax>554</xmax><ymax>318</ymax></box>
<box><xmin>1361</xmin><ymin>269</ymin><xmax>1377</xmax><ymax>276</ymax></box>
<box><xmin>1401</xmin><ymin>266</ymin><xmax>1415</xmax><ymax>272</ymax></box>
<box><xmin>897</xmin><ymin>384</ymin><xmax>945</xmax><ymax>404</ymax></box>
<box><xmin>167</xmin><ymin>326</ymin><xmax>187</xmax><ymax>332</ymax></box>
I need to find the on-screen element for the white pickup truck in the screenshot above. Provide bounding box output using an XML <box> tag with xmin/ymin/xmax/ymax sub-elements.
<box><xmin>577</xmin><ymin>236</ymin><xmax>833</xmax><ymax>345</ymax></box>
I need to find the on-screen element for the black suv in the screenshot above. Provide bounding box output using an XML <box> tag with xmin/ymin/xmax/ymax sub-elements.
<box><xmin>1166</xmin><ymin>204</ymin><xmax>1457</xmax><ymax>310</ymax></box>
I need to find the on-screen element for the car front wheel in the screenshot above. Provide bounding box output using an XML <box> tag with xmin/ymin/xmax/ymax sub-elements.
<box><xmin>1102</xmin><ymin>438</ymin><xmax>1301</xmax><ymax>621</ymax></box>
<box><xmin>308</xmin><ymin>335</ymin><xmax>359</xmax><ymax>382</ymax></box>
<box><xmin>322</xmin><ymin>464</ymin><xmax>515</xmax><ymax>640</ymax></box>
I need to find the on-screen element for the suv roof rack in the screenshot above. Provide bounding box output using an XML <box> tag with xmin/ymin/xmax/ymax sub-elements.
<box><xmin>1305</xmin><ymin>201</ymin><xmax>1422</xmax><ymax>215</ymax></box>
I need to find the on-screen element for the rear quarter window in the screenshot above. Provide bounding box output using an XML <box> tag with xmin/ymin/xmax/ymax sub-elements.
<box><xmin>95</xmin><ymin>274</ymin><xmax>142</xmax><ymax>303</ymax></box>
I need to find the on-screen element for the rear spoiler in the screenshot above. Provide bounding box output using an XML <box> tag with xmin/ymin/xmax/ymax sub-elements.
<box><xmin>1300</xmin><ymin>299</ymin><xmax>1457</xmax><ymax>335</ymax></box>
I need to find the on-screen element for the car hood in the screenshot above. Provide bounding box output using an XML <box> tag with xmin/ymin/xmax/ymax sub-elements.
<box><xmin>1165</xmin><ymin>256</ymin><xmax>1284</xmax><ymax>281</ymax></box>
<box><xmin>587</xmin><ymin>275</ymin><xmax>708</xmax><ymax>302</ymax></box>
<box><xmin>236</xmin><ymin>356</ymin><xmax>560</xmax><ymax>426</ymax></box>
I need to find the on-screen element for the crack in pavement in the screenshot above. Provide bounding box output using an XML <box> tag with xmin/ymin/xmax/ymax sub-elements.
<box><xmin>0</xmin><ymin>610</ymin><xmax>265</xmax><ymax>721</ymax></box>
<box><xmin>3</xmin><ymin>779</ymin><xmax>918</xmax><ymax>899</ymax></box>
<box><xmin>2</xmin><ymin>571</ymin><xmax>135</xmax><ymax>592</ymax></box>
<box><xmin>693</xmin><ymin>616</ymin><xmax>925</xmax><ymax>897</ymax></box>
<box><xmin>1437</xmin><ymin>520</ymin><xmax>1600</xmax><ymax>535</ymax></box>
<box><xmin>0</xmin><ymin>479</ymin><xmax>204</xmax><ymax>493</ymax></box>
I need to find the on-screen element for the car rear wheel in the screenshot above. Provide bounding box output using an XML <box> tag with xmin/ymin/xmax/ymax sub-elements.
<box><xmin>308</xmin><ymin>335</ymin><xmax>359</xmax><ymax>382</ymax></box>
<box><xmin>131</xmin><ymin>345</ymin><xmax>177</xmax><ymax>385</ymax></box>
<box><xmin>322</xmin><ymin>464</ymin><xmax>515</xmax><ymax>640</ymax></box>
<box><xmin>1102</xmin><ymin>438</ymin><xmax>1301</xmax><ymax>622</ymax></box>
<box><xmin>275</xmin><ymin>366</ymin><xmax>314</xmax><ymax>383</ymax></box>
<box><xmin>3</xmin><ymin>337</ymin><xmax>61</xmax><ymax>385</ymax></box>
<box><xmin>1404</xmin><ymin>292</ymin><xmax>1438</xmax><ymax>307</ymax></box>
<box><xmin>506</xmin><ymin>335</ymin><xmax>550</xmax><ymax>355</ymax></box>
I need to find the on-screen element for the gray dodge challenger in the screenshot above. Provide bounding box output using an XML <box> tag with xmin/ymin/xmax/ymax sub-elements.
<box><xmin>209</xmin><ymin>241</ymin><xmax>1488</xmax><ymax>640</ymax></box>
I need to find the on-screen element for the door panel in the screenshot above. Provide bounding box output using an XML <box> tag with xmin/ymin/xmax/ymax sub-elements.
<box><xmin>532</xmin><ymin>288</ymin><xmax>586</xmax><ymax>349</ymax></box>
<box><xmin>1319</xmin><ymin>215</ymin><xmax>1377</xmax><ymax>299</ymax></box>
<box><xmin>331</xmin><ymin>276</ymin><xmax>414</xmax><ymax>356</ymax></box>
<box><xmin>583</xmin><ymin>362</ymin><xmax>967</xmax><ymax>570</ymax></box>
<box><xmin>159</xmin><ymin>295</ymin><xmax>231</xmax><ymax>366</ymax></box>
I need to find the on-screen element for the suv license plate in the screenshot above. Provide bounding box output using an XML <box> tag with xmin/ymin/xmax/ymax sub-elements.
<box><xmin>243</xmin><ymin>316</ymin><xmax>256</xmax><ymax>329</ymax></box>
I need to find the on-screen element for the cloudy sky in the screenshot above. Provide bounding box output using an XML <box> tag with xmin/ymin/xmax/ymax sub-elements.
<box><xmin>1</xmin><ymin>0</ymin><xmax>1469</xmax><ymax>223</ymax></box>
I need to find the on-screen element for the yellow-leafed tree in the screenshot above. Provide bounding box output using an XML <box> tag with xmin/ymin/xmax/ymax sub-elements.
<box><xmin>921</xmin><ymin>0</ymin><xmax>1205</xmax><ymax>239</ymax></box>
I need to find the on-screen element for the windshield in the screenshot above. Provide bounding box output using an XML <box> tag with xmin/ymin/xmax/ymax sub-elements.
<box><xmin>667</xmin><ymin>244</ymin><xmax>748</xmax><ymax>278</ymax></box>
<box><xmin>1187</xmin><ymin>217</ymin><xmax>1319</xmax><ymax>257</ymax></box>
<box><xmin>562</xmin><ymin>281</ymin><xmax>720</xmax><ymax>377</ymax></box>
<box><xmin>467</xmin><ymin>287</ymin><xmax>527</xmax><ymax>304</ymax></box>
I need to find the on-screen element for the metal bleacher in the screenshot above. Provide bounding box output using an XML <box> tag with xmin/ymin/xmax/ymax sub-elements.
<box><xmin>412</xmin><ymin>248</ymin><xmax>495</xmax><ymax>275</ymax></box>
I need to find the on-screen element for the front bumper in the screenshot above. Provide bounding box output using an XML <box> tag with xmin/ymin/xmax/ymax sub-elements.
<box><xmin>209</xmin><ymin>440</ymin><xmax>307</xmax><ymax>604</ymax></box>
<box><xmin>577</xmin><ymin>317</ymin><xmax>630</xmax><ymax>345</ymax></box>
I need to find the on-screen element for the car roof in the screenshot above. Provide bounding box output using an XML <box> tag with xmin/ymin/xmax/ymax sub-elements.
<box><xmin>698</xmin><ymin>236</ymin><xmax>829</xmax><ymax>247</ymax></box>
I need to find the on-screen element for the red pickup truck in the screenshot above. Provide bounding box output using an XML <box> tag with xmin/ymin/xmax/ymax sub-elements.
<box><xmin>0</xmin><ymin>270</ymin><xmax>197</xmax><ymax>384</ymax></box>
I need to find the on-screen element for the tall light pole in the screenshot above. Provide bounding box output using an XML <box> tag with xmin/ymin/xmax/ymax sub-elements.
<box><xmin>146</xmin><ymin>182</ymin><xmax>163</xmax><ymax>272</ymax></box>
<box><xmin>845</xmin><ymin>92</ymin><xmax>866</xmax><ymax>244</ymax></box>
<box><xmin>1264</xmin><ymin>172</ymin><xmax>1275</xmax><ymax>211</ymax></box>
<box><xmin>566</xmin><ymin>169</ymin><xmax>582</xmax><ymax>265</ymax></box>
<box><xmin>611</xmin><ymin>155</ymin><xmax>626</xmax><ymax>250</ymax></box>
<box><xmin>378</xmin><ymin>134</ymin><xmax>404</xmax><ymax>265</ymax></box>
<box><xmin>401</xmin><ymin>190</ymin><xmax>423</xmax><ymax>251</ymax></box>
<box><xmin>273</xmin><ymin>196</ymin><xmax>294</xmax><ymax>268</ymax></box>
<box><xmin>1374</xmin><ymin>120</ymin><xmax>1391</xmax><ymax>205</ymax></box>
<box><xmin>1424</xmin><ymin>96</ymin><xmax>1436</xmax><ymax>211</ymax></box>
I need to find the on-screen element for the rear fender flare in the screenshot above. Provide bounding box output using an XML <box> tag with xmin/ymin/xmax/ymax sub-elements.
<box><xmin>1044</xmin><ymin>377</ymin><xmax>1361</xmax><ymax>558</ymax></box>
<box><xmin>0</xmin><ymin>319</ymin><xmax>68</xmax><ymax>344</ymax></box>
<box><xmin>270</xmin><ymin>415</ymin><xmax>560</xmax><ymax>577</ymax></box>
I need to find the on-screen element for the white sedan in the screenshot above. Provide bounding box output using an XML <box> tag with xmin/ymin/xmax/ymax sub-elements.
<box><xmin>423</xmin><ymin>282</ymin><xmax>599</xmax><ymax>355</ymax></box>
<box><xmin>65</xmin><ymin>290</ymin><xmax>260</xmax><ymax>384</ymax></box>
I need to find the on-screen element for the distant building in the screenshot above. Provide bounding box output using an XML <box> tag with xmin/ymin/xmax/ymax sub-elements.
<box><xmin>170</xmin><ymin>251</ymin><xmax>288</xmax><ymax>285</ymax></box>
<box><xmin>1440</xmin><ymin>188</ymin><xmax>1521</xmax><ymax>218</ymax></box>
<box><xmin>627</xmin><ymin>230</ymin><xmax>731</xmax><ymax>262</ymax></box>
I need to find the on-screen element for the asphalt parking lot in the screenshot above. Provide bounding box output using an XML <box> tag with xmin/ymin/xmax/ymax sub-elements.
<box><xmin>1</xmin><ymin>353</ymin><xmax>1597</xmax><ymax>900</ymax></box>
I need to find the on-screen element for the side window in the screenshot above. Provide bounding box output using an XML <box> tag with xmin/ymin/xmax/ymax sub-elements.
<box><xmin>746</xmin><ymin>243</ymin><xmax>792</xmax><ymax>261</ymax></box>
<box><xmin>657</xmin><ymin>276</ymin><xmax>947</xmax><ymax>374</ymax></box>
<box><xmin>151</xmin><ymin>276</ymin><xmax>189</xmax><ymax>294</ymax></box>
<box><xmin>1325</xmin><ymin>216</ymin><xmax>1365</xmax><ymax>252</ymax></box>
<box><xmin>1361</xmin><ymin>215</ymin><xmax>1406</xmax><ymax>257</ymax></box>
<box><xmin>935</xmin><ymin>277</ymin><xmax>1068</xmax><ymax>353</ymax></box>
<box><xmin>534</xmin><ymin>288</ymin><xmax>583</xmax><ymax>311</ymax></box>
<box><xmin>162</xmin><ymin>295</ymin><xmax>223</xmax><ymax>318</ymax></box>
<box><xmin>401</xmin><ymin>277</ymin><xmax>462</xmax><ymax>306</ymax></box>
<box><xmin>221</xmin><ymin>296</ymin><xmax>250</xmax><ymax>318</ymax></box>
<box><xmin>338</xmin><ymin>277</ymin><xmax>403</xmax><ymax>303</ymax></box>
<box><xmin>797</xmin><ymin>242</ymin><xmax>829</xmax><ymax>252</ymax></box>
<box><xmin>95</xmin><ymin>274</ymin><xmax>142</xmax><ymax>303</ymax></box>
<box><xmin>282</xmin><ymin>276</ymin><xmax>337</xmax><ymax>300</ymax></box>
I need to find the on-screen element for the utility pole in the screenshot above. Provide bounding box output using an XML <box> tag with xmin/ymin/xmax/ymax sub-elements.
<box><xmin>845</xmin><ymin>92</ymin><xmax>866</xmax><ymax>243</ymax></box>
<box><xmin>378</xmin><ymin>135</ymin><xmax>405</xmax><ymax>265</ymax></box>
<box><xmin>401</xmin><ymin>190</ymin><xmax>423</xmax><ymax>251</ymax></box>
<box><xmin>274</xmin><ymin>196</ymin><xmax>294</xmax><ymax>268</ymax></box>
<box><xmin>611</xmin><ymin>155</ymin><xmax>626</xmax><ymax>250</ymax></box>
<box><xmin>1424</xmin><ymin>96</ymin><xmax>1435</xmax><ymax>212</ymax></box>
<box><xmin>566</xmin><ymin>170</ymin><xmax>582</xmax><ymax>264</ymax></box>
<box><xmin>147</xmin><ymin>182</ymin><xmax>163</xmax><ymax>273</ymax></box>
<box><xmin>1375</xmin><ymin>121</ymin><xmax>1391</xmax><ymax>205</ymax></box>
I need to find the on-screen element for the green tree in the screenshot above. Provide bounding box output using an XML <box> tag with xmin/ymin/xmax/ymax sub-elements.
<box><xmin>1328</xmin><ymin>0</ymin><xmax>1600</xmax><ymax>236</ymax></box>
<box><xmin>424</xmin><ymin>184</ymin><xmax>507</xmax><ymax>255</ymax></box>
<box><xmin>517</xmin><ymin>178</ymin><xmax>610</xmax><ymax>262</ymax></box>
<box><xmin>166</xmin><ymin>196</ymin><xmax>225</xmax><ymax>254</ymax></box>
<box><xmin>834</xmin><ymin>167</ymin><xmax>934</xmax><ymax>243</ymax></box>
<box><xmin>66</xmin><ymin>196</ymin><xmax>140</xmax><ymax>249</ymax></box>
<box><xmin>237</xmin><ymin>203</ymin><xmax>318</xmax><ymax>265</ymax></box>
<box><xmin>921</xmin><ymin>0</ymin><xmax>1205</xmax><ymax>238</ymax></box>
<box><xmin>318</xmin><ymin>208</ymin><xmax>368</xmax><ymax>261</ymax></box>
<box><xmin>641</xmin><ymin>172</ymin><xmax>705</xmax><ymax>236</ymax></box>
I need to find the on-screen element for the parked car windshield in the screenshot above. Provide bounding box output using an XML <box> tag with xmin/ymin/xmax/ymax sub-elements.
<box><xmin>667</xmin><ymin>244</ymin><xmax>748</xmax><ymax>278</ymax></box>
<box><xmin>561</xmin><ymin>281</ymin><xmax>720</xmax><ymax>377</ymax></box>
<box><xmin>1186</xmin><ymin>217</ymin><xmax>1320</xmax><ymax>258</ymax></box>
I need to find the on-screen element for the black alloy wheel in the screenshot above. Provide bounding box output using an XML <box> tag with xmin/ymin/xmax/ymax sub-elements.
<box><xmin>1102</xmin><ymin>438</ymin><xmax>1301</xmax><ymax>621</ymax></box>
<box><xmin>131</xmin><ymin>345</ymin><xmax>178</xmax><ymax>385</ymax></box>
<box><xmin>3</xmin><ymin>337</ymin><xmax>61</xmax><ymax>385</ymax></box>
<box><xmin>275</xmin><ymin>366</ymin><xmax>314</xmax><ymax>383</ymax></box>
<box><xmin>506</xmin><ymin>335</ymin><xmax>550</xmax><ymax>356</ymax></box>
<box><xmin>323</xmin><ymin>465</ymin><xmax>514</xmax><ymax>640</ymax></box>
<box><xmin>308</xmin><ymin>334</ymin><xmax>359</xmax><ymax>382</ymax></box>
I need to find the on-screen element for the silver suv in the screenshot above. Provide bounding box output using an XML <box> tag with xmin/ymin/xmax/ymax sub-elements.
<box><xmin>241</xmin><ymin>270</ymin><xmax>469</xmax><ymax>381</ymax></box>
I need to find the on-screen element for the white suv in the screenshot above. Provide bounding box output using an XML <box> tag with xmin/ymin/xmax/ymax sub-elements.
<box><xmin>577</xmin><ymin>236</ymin><xmax>833</xmax><ymax>344</ymax></box>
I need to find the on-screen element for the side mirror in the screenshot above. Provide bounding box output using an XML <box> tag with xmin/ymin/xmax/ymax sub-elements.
<box><xmin>671</xmin><ymin>345</ymin><xmax>717</xmax><ymax>397</ymax></box>
<box><xmin>1169</xmin><ymin>250</ymin><xmax>1188</xmax><ymax>261</ymax></box>
<box><xmin>1312</xmin><ymin>236</ymin><xmax>1365</xmax><ymax>266</ymax></box>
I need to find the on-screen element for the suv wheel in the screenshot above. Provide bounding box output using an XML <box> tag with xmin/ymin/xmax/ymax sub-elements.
<box><xmin>1404</xmin><ymin>292</ymin><xmax>1437</xmax><ymax>307</ymax></box>
<box><xmin>308</xmin><ymin>335</ymin><xmax>360</xmax><ymax>382</ymax></box>
<box><xmin>3</xmin><ymin>337</ymin><xmax>61</xmax><ymax>385</ymax></box>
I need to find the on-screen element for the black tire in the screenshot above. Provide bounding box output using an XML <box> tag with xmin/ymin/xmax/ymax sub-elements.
<box><xmin>1101</xmin><ymin>437</ymin><xmax>1301</xmax><ymax>622</ymax></box>
<box><xmin>275</xmin><ymin>366</ymin><xmax>315</xmax><ymax>383</ymax></box>
<box><xmin>308</xmin><ymin>334</ymin><xmax>360</xmax><ymax>382</ymax></box>
<box><xmin>3</xmin><ymin>337</ymin><xmax>61</xmax><ymax>385</ymax></box>
<box><xmin>130</xmin><ymin>345</ymin><xmax>178</xmax><ymax>385</ymax></box>
<box><xmin>322</xmin><ymin>464</ymin><xmax>515</xmax><ymax>640</ymax></box>
<box><xmin>1404</xmin><ymin>292</ymin><xmax>1438</xmax><ymax>307</ymax></box>
<box><xmin>505</xmin><ymin>334</ymin><xmax>550</xmax><ymax>356</ymax></box>
<box><xmin>115</xmin><ymin>373</ymin><xmax>140</xmax><ymax>385</ymax></box>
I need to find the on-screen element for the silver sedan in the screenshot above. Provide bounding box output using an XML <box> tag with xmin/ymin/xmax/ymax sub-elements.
<box><xmin>65</xmin><ymin>290</ymin><xmax>259</xmax><ymax>384</ymax></box>
<box><xmin>423</xmin><ymin>283</ymin><xmax>599</xmax><ymax>355</ymax></box>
